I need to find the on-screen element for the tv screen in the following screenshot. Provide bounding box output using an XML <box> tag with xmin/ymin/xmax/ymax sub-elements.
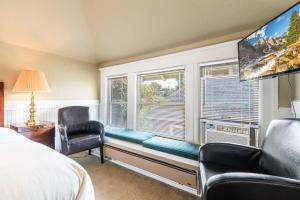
<box><xmin>238</xmin><ymin>2</ymin><xmax>300</xmax><ymax>81</ymax></box>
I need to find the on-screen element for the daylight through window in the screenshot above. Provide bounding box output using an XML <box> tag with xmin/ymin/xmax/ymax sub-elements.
<box><xmin>107</xmin><ymin>77</ymin><xmax>128</xmax><ymax>128</ymax></box>
<box><xmin>137</xmin><ymin>70</ymin><xmax>185</xmax><ymax>140</ymax></box>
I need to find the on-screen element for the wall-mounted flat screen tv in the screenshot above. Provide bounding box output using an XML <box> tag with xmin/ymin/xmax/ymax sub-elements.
<box><xmin>239</xmin><ymin>2</ymin><xmax>300</xmax><ymax>81</ymax></box>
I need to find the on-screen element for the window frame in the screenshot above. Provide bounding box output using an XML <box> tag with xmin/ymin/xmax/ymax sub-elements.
<box><xmin>107</xmin><ymin>76</ymin><xmax>128</xmax><ymax>128</ymax></box>
<box><xmin>199</xmin><ymin>61</ymin><xmax>260</xmax><ymax>125</ymax></box>
<box><xmin>198</xmin><ymin>59</ymin><xmax>262</xmax><ymax>145</ymax></box>
<box><xmin>100</xmin><ymin>40</ymin><xmax>269</xmax><ymax>145</ymax></box>
<box><xmin>136</xmin><ymin>69</ymin><xmax>186</xmax><ymax>140</ymax></box>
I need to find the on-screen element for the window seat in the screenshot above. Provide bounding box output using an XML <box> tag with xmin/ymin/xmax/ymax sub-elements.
<box><xmin>105</xmin><ymin>126</ymin><xmax>155</xmax><ymax>144</ymax></box>
<box><xmin>104</xmin><ymin>137</ymin><xmax>198</xmax><ymax>171</ymax></box>
<box><xmin>104</xmin><ymin>126</ymin><xmax>200</xmax><ymax>161</ymax></box>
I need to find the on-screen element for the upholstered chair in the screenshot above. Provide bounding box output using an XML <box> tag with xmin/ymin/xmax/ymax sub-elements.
<box><xmin>58</xmin><ymin>106</ymin><xmax>104</xmax><ymax>163</ymax></box>
<box><xmin>199</xmin><ymin>119</ymin><xmax>300</xmax><ymax>200</ymax></box>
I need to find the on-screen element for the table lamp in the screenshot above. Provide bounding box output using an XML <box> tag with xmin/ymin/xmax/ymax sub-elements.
<box><xmin>13</xmin><ymin>70</ymin><xmax>50</xmax><ymax>126</ymax></box>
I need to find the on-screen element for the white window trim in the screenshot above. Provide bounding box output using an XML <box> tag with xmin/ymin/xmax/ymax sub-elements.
<box><xmin>99</xmin><ymin>39</ymin><xmax>289</xmax><ymax>144</ymax></box>
<box><xmin>135</xmin><ymin>65</ymin><xmax>185</xmax><ymax>75</ymax></box>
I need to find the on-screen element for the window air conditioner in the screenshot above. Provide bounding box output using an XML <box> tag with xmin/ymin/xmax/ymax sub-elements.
<box><xmin>204</xmin><ymin>121</ymin><xmax>257</xmax><ymax>147</ymax></box>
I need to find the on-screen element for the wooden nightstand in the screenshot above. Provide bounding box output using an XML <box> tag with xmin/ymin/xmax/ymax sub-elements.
<box><xmin>10</xmin><ymin>122</ymin><xmax>55</xmax><ymax>149</ymax></box>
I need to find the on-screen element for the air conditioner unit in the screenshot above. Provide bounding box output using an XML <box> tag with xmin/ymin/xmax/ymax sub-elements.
<box><xmin>204</xmin><ymin>121</ymin><xmax>257</xmax><ymax>147</ymax></box>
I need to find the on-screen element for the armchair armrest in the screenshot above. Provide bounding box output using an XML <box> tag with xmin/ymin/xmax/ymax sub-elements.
<box><xmin>58</xmin><ymin>124</ymin><xmax>70</xmax><ymax>154</ymax></box>
<box><xmin>205</xmin><ymin>172</ymin><xmax>300</xmax><ymax>200</ymax></box>
<box><xmin>85</xmin><ymin>120</ymin><xmax>104</xmax><ymax>141</ymax></box>
<box><xmin>60</xmin><ymin>121</ymin><xmax>104</xmax><ymax>143</ymax></box>
<box><xmin>200</xmin><ymin>143</ymin><xmax>262</xmax><ymax>171</ymax></box>
<box><xmin>58</xmin><ymin>124</ymin><xmax>68</xmax><ymax>142</ymax></box>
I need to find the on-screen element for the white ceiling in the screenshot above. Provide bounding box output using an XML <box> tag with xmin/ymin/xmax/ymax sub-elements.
<box><xmin>0</xmin><ymin>0</ymin><xmax>298</xmax><ymax>64</ymax></box>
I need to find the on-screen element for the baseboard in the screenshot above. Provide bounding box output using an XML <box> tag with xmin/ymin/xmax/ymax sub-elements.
<box><xmin>111</xmin><ymin>159</ymin><xmax>198</xmax><ymax>195</ymax></box>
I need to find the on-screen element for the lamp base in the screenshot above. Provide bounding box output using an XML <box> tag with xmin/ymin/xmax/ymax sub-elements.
<box><xmin>27</xmin><ymin>92</ymin><xmax>37</xmax><ymax>127</ymax></box>
<box><xmin>27</xmin><ymin>121</ymin><xmax>38</xmax><ymax>127</ymax></box>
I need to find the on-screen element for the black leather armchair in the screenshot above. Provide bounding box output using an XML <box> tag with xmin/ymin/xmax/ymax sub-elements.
<box><xmin>58</xmin><ymin>106</ymin><xmax>104</xmax><ymax>163</ymax></box>
<box><xmin>199</xmin><ymin>119</ymin><xmax>300</xmax><ymax>200</ymax></box>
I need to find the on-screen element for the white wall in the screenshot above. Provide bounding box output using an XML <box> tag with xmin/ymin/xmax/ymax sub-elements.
<box><xmin>260</xmin><ymin>78</ymin><xmax>292</xmax><ymax>144</ymax></box>
<box><xmin>99</xmin><ymin>40</ymin><xmax>292</xmax><ymax>145</ymax></box>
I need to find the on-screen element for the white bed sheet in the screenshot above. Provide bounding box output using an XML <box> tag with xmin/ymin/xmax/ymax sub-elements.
<box><xmin>0</xmin><ymin>128</ymin><xmax>95</xmax><ymax>200</ymax></box>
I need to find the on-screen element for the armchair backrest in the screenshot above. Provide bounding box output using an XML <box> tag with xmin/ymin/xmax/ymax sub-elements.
<box><xmin>58</xmin><ymin>106</ymin><xmax>89</xmax><ymax>134</ymax></box>
<box><xmin>260</xmin><ymin>119</ymin><xmax>300</xmax><ymax>180</ymax></box>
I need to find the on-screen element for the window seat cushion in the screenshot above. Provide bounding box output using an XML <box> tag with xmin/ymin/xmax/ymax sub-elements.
<box><xmin>142</xmin><ymin>136</ymin><xmax>200</xmax><ymax>161</ymax></box>
<box><xmin>105</xmin><ymin>126</ymin><xmax>155</xmax><ymax>144</ymax></box>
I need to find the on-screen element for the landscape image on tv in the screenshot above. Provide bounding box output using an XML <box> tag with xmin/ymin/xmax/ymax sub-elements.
<box><xmin>239</xmin><ymin>2</ymin><xmax>300</xmax><ymax>81</ymax></box>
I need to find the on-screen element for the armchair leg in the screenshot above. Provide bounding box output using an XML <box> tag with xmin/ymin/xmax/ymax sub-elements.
<box><xmin>100</xmin><ymin>146</ymin><xmax>104</xmax><ymax>164</ymax></box>
<box><xmin>88</xmin><ymin>149</ymin><xmax>92</xmax><ymax>155</ymax></box>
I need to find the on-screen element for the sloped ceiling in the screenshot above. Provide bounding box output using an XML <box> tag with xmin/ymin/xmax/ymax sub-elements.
<box><xmin>0</xmin><ymin>0</ymin><xmax>298</xmax><ymax>64</ymax></box>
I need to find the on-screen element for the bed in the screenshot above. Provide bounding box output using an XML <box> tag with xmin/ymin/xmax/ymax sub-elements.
<box><xmin>0</xmin><ymin>82</ymin><xmax>95</xmax><ymax>200</ymax></box>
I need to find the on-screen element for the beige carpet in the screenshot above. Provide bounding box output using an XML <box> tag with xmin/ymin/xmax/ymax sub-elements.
<box><xmin>72</xmin><ymin>153</ymin><xmax>199</xmax><ymax>200</ymax></box>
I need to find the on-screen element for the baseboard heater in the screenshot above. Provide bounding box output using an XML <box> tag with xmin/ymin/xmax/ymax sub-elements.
<box><xmin>104</xmin><ymin>144</ymin><xmax>199</xmax><ymax>191</ymax></box>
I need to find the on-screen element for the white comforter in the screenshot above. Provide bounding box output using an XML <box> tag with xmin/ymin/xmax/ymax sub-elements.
<box><xmin>0</xmin><ymin>128</ymin><xmax>95</xmax><ymax>200</ymax></box>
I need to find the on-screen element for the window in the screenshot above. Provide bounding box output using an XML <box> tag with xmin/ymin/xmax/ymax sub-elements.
<box><xmin>137</xmin><ymin>70</ymin><xmax>185</xmax><ymax>140</ymax></box>
<box><xmin>107</xmin><ymin>77</ymin><xmax>128</xmax><ymax>128</ymax></box>
<box><xmin>200</xmin><ymin>62</ymin><xmax>259</xmax><ymax>125</ymax></box>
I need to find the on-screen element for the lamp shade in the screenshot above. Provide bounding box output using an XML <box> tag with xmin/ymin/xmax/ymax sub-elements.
<box><xmin>13</xmin><ymin>70</ymin><xmax>50</xmax><ymax>92</ymax></box>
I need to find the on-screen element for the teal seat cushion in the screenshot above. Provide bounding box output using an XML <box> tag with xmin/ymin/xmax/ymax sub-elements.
<box><xmin>105</xmin><ymin>126</ymin><xmax>128</xmax><ymax>134</ymax></box>
<box><xmin>143</xmin><ymin>136</ymin><xmax>200</xmax><ymax>160</ymax></box>
<box><xmin>105</xmin><ymin>126</ymin><xmax>155</xmax><ymax>144</ymax></box>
